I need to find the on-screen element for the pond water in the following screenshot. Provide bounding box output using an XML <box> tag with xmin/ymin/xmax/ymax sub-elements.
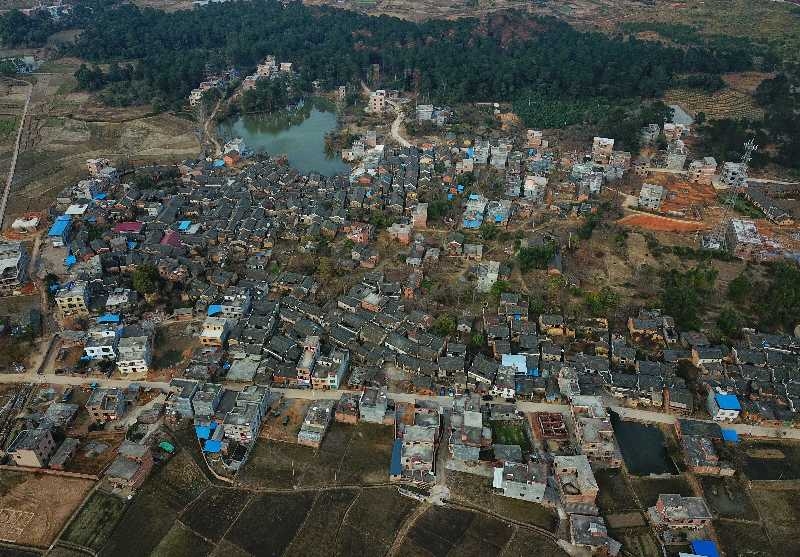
<box><xmin>218</xmin><ymin>100</ymin><xmax>348</xmax><ymax>176</ymax></box>
<box><xmin>611</xmin><ymin>411</ymin><xmax>678</xmax><ymax>475</ymax></box>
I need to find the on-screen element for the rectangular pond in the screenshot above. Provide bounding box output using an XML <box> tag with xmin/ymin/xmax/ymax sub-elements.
<box><xmin>611</xmin><ymin>411</ymin><xmax>678</xmax><ymax>475</ymax></box>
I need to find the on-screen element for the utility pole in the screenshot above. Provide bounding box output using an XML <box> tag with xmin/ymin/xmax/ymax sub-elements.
<box><xmin>704</xmin><ymin>138</ymin><xmax>757</xmax><ymax>251</ymax></box>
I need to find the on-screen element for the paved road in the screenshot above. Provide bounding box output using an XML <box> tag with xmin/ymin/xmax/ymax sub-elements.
<box><xmin>0</xmin><ymin>79</ymin><xmax>32</xmax><ymax>229</ymax></box>
<box><xmin>1</xmin><ymin>370</ymin><xmax>796</xmax><ymax>440</ymax></box>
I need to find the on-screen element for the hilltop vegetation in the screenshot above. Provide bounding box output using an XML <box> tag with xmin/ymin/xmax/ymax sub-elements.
<box><xmin>1</xmin><ymin>0</ymin><xmax>758</xmax><ymax>110</ymax></box>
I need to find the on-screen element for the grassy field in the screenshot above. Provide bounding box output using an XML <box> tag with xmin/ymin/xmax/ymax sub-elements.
<box><xmin>606</xmin><ymin>526</ymin><xmax>662</xmax><ymax>557</ymax></box>
<box><xmin>595</xmin><ymin>469</ymin><xmax>639</xmax><ymax>514</ymax></box>
<box><xmin>714</xmin><ymin>518</ymin><xmax>773</xmax><ymax>556</ymax></box>
<box><xmin>489</xmin><ymin>421</ymin><xmax>531</xmax><ymax>453</ymax></box>
<box><xmin>151</xmin><ymin>523</ymin><xmax>213</xmax><ymax>557</ymax></box>
<box><xmin>749</xmin><ymin>487</ymin><xmax>800</xmax><ymax>555</ymax></box>
<box><xmin>61</xmin><ymin>490</ymin><xmax>127</xmax><ymax>552</ymax></box>
<box><xmin>628</xmin><ymin>474</ymin><xmax>696</xmax><ymax>509</ymax></box>
<box><xmin>699</xmin><ymin>476</ymin><xmax>758</xmax><ymax>521</ymax></box>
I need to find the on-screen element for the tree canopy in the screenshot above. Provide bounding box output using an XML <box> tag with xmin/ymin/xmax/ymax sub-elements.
<box><xmin>0</xmin><ymin>0</ymin><xmax>757</xmax><ymax>111</ymax></box>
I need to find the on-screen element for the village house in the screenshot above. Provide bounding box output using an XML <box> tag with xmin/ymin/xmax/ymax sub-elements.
<box><xmin>86</xmin><ymin>388</ymin><xmax>127</xmax><ymax>424</ymax></box>
<box><xmin>7</xmin><ymin>428</ymin><xmax>57</xmax><ymax>468</ymax></box>
<box><xmin>492</xmin><ymin>460</ymin><xmax>548</xmax><ymax>504</ymax></box>
<box><xmin>105</xmin><ymin>441</ymin><xmax>154</xmax><ymax>490</ymax></box>
<box><xmin>648</xmin><ymin>493</ymin><xmax>713</xmax><ymax>530</ymax></box>
<box><xmin>298</xmin><ymin>400</ymin><xmax>335</xmax><ymax>447</ymax></box>
<box><xmin>553</xmin><ymin>455</ymin><xmax>599</xmax><ymax>506</ymax></box>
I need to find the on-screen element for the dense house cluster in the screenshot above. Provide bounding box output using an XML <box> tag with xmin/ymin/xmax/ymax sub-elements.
<box><xmin>5</xmin><ymin>382</ymin><xmax>161</xmax><ymax>493</ymax></box>
<box><xmin>39</xmin><ymin>145</ymin><xmax>800</xmax><ymax>433</ymax></box>
<box><xmin>167</xmin><ymin>379</ymin><xmax>275</xmax><ymax>469</ymax></box>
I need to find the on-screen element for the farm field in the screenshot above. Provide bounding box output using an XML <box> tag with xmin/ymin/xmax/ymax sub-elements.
<box><xmin>238</xmin><ymin>421</ymin><xmax>394</xmax><ymax>489</ymax></box>
<box><xmin>0</xmin><ymin>471</ymin><xmax>93</xmax><ymax>548</ymax></box>
<box><xmin>1</xmin><ymin>59</ymin><xmax>200</xmax><ymax>225</ymax></box>
<box><xmin>60</xmin><ymin>490</ymin><xmax>127</xmax><ymax>553</ymax></box>
<box><xmin>445</xmin><ymin>471</ymin><xmax>559</xmax><ymax>531</ymax></box>
<box><xmin>738</xmin><ymin>440</ymin><xmax>800</xmax><ymax>481</ymax></box>
<box><xmin>664</xmin><ymin>87</ymin><xmax>764</xmax><ymax>121</ymax></box>
<box><xmin>68</xmin><ymin>430</ymin><xmax>564</xmax><ymax>557</ymax></box>
<box><xmin>628</xmin><ymin>474</ymin><xmax>696</xmax><ymax>509</ymax></box>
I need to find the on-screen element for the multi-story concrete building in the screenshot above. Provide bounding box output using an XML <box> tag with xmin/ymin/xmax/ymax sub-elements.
<box><xmin>725</xmin><ymin>218</ymin><xmax>762</xmax><ymax>260</ymax></box>
<box><xmin>116</xmin><ymin>334</ymin><xmax>153</xmax><ymax>374</ymax></box>
<box><xmin>199</xmin><ymin>317</ymin><xmax>232</xmax><ymax>347</ymax></box>
<box><xmin>720</xmin><ymin>161</ymin><xmax>747</xmax><ymax>188</ymax></box>
<box><xmin>368</xmin><ymin>89</ymin><xmax>386</xmax><ymax>113</ymax></box>
<box><xmin>7</xmin><ymin>428</ymin><xmax>57</xmax><ymax>467</ymax></box>
<box><xmin>54</xmin><ymin>281</ymin><xmax>89</xmax><ymax>318</ymax></box>
<box><xmin>192</xmin><ymin>383</ymin><xmax>223</xmax><ymax>418</ymax></box>
<box><xmin>591</xmin><ymin>137</ymin><xmax>614</xmax><ymax>165</ymax></box>
<box><xmin>570</xmin><ymin>396</ymin><xmax>622</xmax><ymax>467</ymax></box>
<box><xmin>0</xmin><ymin>240</ymin><xmax>28</xmax><ymax>293</ymax></box>
<box><xmin>688</xmin><ymin>157</ymin><xmax>717</xmax><ymax>185</ymax></box>
<box><xmin>553</xmin><ymin>455</ymin><xmax>599</xmax><ymax>506</ymax></box>
<box><xmin>638</xmin><ymin>183</ymin><xmax>666</xmax><ymax>211</ymax></box>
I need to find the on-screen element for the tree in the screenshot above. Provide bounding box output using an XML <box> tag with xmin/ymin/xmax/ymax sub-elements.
<box><xmin>726</xmin><ymin>273</ymin><xmax>752</xmax><ymax>305</ymax></box>
<box><xmin>479</xmin><ymin>222</ymin><xmax>499</xmax><ymax>241</ymax></box>
<box><xmin>431</xmin><ymin>314</ymin><xmax>456</xmax><ymax>337</ymax></box>
<box><xmin>757</xmin><ymin>262</ymin><xmax>800</xmax><ymax>331</ymax></box>
<box><xmin>489</xmin><ymin>280</ymin><xmax>510</xmax><ymax>300</ymax></box>
<box><xmin>661</xmin><ymin>265</ymin><xmax>718</xmax><ymax>330</ymax></box>
<box><xmin>132</xmin><ymin>264</ymin><xmax>159</xmax><ymax>295</ymax></box>
<box><xmin>717</xmin><ymin>307</ymin><xmax>743</xmax><ymax>339</ymax></box>
<box><xmin>517</xmin><ymin>243</ymin><xmax>555</xmax><ymax>272</ymax></box>
<box><xmin>585</xmin><ymin>287</ymin><xmax>619</xmax><ymax>317</ymax></box>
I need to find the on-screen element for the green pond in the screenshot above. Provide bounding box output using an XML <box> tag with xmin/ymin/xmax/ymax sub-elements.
<box><xmin>218</xmin><ymin>100</ymin><xmax>348</xmax><ymax>176</ymax></box>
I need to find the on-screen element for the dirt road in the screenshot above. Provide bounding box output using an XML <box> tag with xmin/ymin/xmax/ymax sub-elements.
<box><xmin>0</xmin><ymin>79</ymin><xmax>32</xmax><ymax>229</ymax></box>
<box><xmin>386</xmin><ymin>97</ymin><xmax>411</xmax><ymax>148</ymax></box>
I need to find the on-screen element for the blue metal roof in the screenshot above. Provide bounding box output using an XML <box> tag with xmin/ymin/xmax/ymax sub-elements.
<box><xmin>97</xmin><ymin>313</ymin><xmax>121</xmax><ymax>324</ymax></box>
<box><xmin>203</xmin><ymin>439</ymin><xmax>222</xmax><ymax>453</ymax></box>
<box><xmin>48</xmin><ymin>216</ymin><xmax>71</xmax><ymax>237</ymax></box>
<box><xmin>501</xmin><ymin>354</ymin><xmax>527</xmax><ymax>376</ymax></box>
<box><xmin>715</xmin><ymin>393</ymin><xmax>741</xmax><ymax>411</ymax></box>
<box><xmin>64</xmin><ymin>255</ymin><xmax>77</xmax><ymax>267</ymax></box>
<box><xmin>721</xmin><ymin>429</ymin><xmax>739</xmax><ymax>443</ymax></box>
<box><xmin>178</xmin><ymin>220</ymin><xmax>191</xmax><ymax>231</ymax></box>
<box><xmin>691</xmin><ymin>540</ymin><xmax>720</xmax><ymax>557</ymax></box>
<box><xmin>389</xmin><ymin>439</ymin><xmax>402</xmax><ymax>476</ymax></box>
<box><xmin>207</xmin><ymin>304</ymin><xmax>223</xmax><ymax>316</ymax></box>
<box><xmin>93</xmin><ymin>193</ymin><xmax>107</xmax><ymax>200</ymax></box>
<box><xmin>196</xmin><ymin>425</ymin><xmax>211</xmax><ymax>440</ymax></box>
